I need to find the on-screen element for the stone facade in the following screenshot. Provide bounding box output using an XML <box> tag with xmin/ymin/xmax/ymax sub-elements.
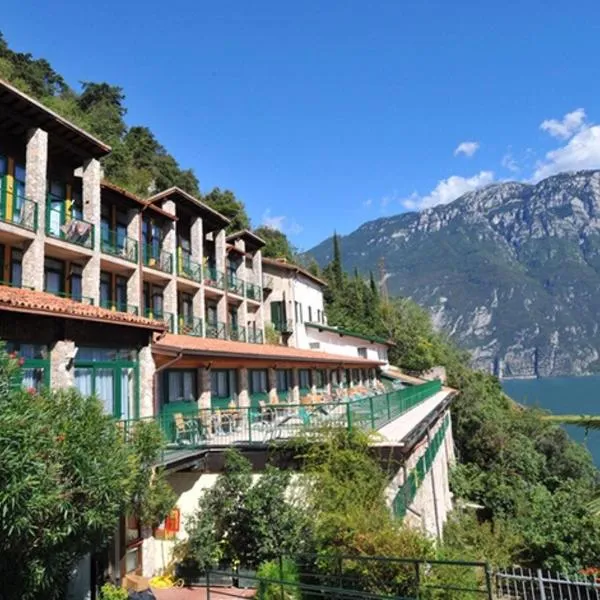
<box><xmin>51</xmin><ymin>339</ymin><xmax>76</xmax><ymax>388</ymax></box>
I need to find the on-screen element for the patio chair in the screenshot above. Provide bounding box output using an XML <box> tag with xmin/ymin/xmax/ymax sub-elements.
<box><xmin>173</xmin><ymin>413</ymin><xmax>201</xmax><ymax>447</ymax></box>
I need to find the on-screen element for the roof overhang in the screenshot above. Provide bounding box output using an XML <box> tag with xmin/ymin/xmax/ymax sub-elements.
<box><xmin>305</xmin><ymin>321</ymin><xmax>393</xmax><ymax>346</ymax></box>
<box><xmin>226</xmin><ymin>229</ymin><xmax>266</xmax><ymax>252</ymax></box>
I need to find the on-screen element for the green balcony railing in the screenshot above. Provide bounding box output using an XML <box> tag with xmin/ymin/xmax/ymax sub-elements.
<box><xmin>46</xmin><ymin>206</ymin><xmax>94</xmax><ymax>250</ymax></box>
<box><xmin>247</xmin><ymin>329</ymin><xmax>264</xmax><ymax>344</ymax></box>
<box><xmin>144</xmin><ymin>308</ymin><xmax>174</xmax><ymax>331</ymax></box>
<box><xmin>272</xmin><ymin>319</ymin><xmax>294</xmax><ymax>334</ymax></box>
<box><xmin>0</xmin><ymin>195</ymin><xmax>38</xmax><ymax>232</ymax></box>
<box><xmin>99</xmin><ymin>299</ymin><xmax>139</xmax><ymax>315</ymax></box>
<box><xmin>177</xmin><ymin>253</ymin><xmax>202</xmax><ymax>283</ymax></box>
<box><xmin>179</xmin><ymin>315</ymin><xmax>203</xmax><ymax>337</ymax></box>
<box><xmin>117</xmin><ymin>379</ymin><xmax>443</xmax><ymax>455</ymax></box>
<box><xmin>246</xmin><ymin>282</ymin><xmax>262</xmax><ymax>301</ymax></box>
<box><xmin>101</xmin><ymin>231</ymin><xmax>138</xmax><ymax>263</ymax></box>
<box><xmin>204</xmin><ymin>266</ymin><xmax>225</xmax><ymax>290</ymax></box>
<box><xmin>143</xmin><ymin>245</ymin><xmax>173</xmax><ymax>274</ymax></box>
<box><xmin>45</xmin><ymin>289</ymin><xmax>94</xmax><ymax>305</ymax></box>
<box><xmin>229</xmin><ymin>324</ymin><xmax>246</xmax><ymax>342</ymax></box>
<box><xmin>227</xmin><ymin>274</ymin><xmax>245</xmax><ymax>296</ymax></box>
<box><xmin>205</xmin><ymin>320</ymin><xmax>226</xmax><ymax>340</ymax></box>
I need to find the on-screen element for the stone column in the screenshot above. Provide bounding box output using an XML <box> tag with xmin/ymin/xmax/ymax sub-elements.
<box><xmin>268</xmin><ymin>367</ymin><xmax>277</xmax><ymax>402</ymax></box>
<box><xmin>311</xmin><ymin>370</ymin><xmax>317</xmax><ymax>394</ymax></box>
<box><xmin>253</xmin><ymin>250</ymin><xmax>265</xmax><ymax>340</ymax></box>
<box><xmin>238</xmin><ymin>367</ymin><xmax>249</xmax><ymax>408</ymax></box>
<box><xmin>82</xmin><ymin>158</ymin><xmax>101</xmax><ymax>305</ymax></box>
<box><xmin>161</xmin><ymin>200</ymin><xmax>178</xmax><ymax>332</ymax></box>
<box><xmin>127</xmin><ymin>209</ymin><xmax>142</xmax><ymax>312</ymax></box>
<box><xmin>215</xmin><ymin>229</ymin><xmax>227</xmax><ymax>325</ymax></box>
<box><xmin>22</xmin><ymin>128</ymin><xmax>48</xmax><ymax>291</ymax></box>
<box><xmin>138</xmin><ymin>344</ymin><xmax>155</xmax><ymax>418</ymax></box>
<box><xmin>325</xmin><ymin>369</ymin><xmax>332</xmax><ymax>395</ymax></box>
<box><xmin>199</xmin><ymin>367</ymin><xmax>211</xmax><ymax>409</ymax></box>
<box><xmin>51</xmin><ymin>340</ymin><xmax>76</xmax><ymax>389</ymax></box>
<box><xmin>190</xmin><ymin>217</ymin><xmax>205</xmax><ymax>332</ymax></box>
<box><xmin>291</xmin><ymin>368</ymin><xmax>300</xmax><ymax>403</ymax></box>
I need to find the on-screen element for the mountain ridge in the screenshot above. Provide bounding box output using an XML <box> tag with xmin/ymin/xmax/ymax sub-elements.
<box><xmin>307</xmin><ymin>170</ymin><xmax>600</xmax><ymax>377</ymax></box>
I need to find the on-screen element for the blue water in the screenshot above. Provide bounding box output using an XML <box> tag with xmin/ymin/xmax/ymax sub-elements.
<box><xmin>502</xmin><ymin>376</ymin><xmax>600</xmax><ymax>466</ymax></box>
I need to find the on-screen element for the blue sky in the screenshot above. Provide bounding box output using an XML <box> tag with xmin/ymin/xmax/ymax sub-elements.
<box><xmin>4</xmin><ymin>0</ymin><xmax>600</xmax><ymax>249</ymax></box>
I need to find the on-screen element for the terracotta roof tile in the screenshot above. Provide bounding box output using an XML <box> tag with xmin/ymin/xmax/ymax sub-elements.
<box><xmin>154</xmin><ymin>333</ymin><xmax>383</xmax><ymax>366</ymax></box>
<box><xmin>0</xmin><ymin>286</ymin><xmax>166</xmax><ymax>331</ymax></box>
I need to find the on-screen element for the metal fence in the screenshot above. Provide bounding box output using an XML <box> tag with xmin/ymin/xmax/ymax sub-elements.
<box><xmin>496</xmin><ymin>567</ymin><xmax>600</xmax><ymax>600</ymax></box>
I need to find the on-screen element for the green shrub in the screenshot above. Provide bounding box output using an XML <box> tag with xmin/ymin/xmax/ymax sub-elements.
<box><xmin>257</xmin><ymin>559</ymin><xmax>300</xmax><ymax>600</ymax></box>
<box><xmin>99</xmin><ymin>583</ymin><xmax>128</xmax><ymax>600</ymax></box>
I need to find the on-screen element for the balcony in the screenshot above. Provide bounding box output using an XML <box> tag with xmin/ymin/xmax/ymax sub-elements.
<box><xmin>179</xmin><ymin>315</ymin><xmax>202</xmax><ymax>337</ymax></box>
<box><xmin>143</xmin><ymin>245</ymin><xmax>173</xmax><ymax>274</ymax></box>
<box><xmin>246</xmin><ymin>282</ymin><xmax>262</xmax><ymax>302</ymax></box>
<box><xmin>227</xmin><ymin>274</ymin><xmax>245</xmax><ymax>296</ymax></box>
<box><xmin>177</xmin><ymin>254</ymin><xmax>202</xmax><ymax>283</ymax></box>
<box><xmin>272</xmin><ymin>319</ymin><xmax>294</xmax><ymax>334</ymax></box>
<box><xmin>229</xmin><ymin>324</ymin><xmax>246</xmax><ymax>342</ymax></box>
<box><xmin>99</xmin><ymin>300</ymin><xmax>139</xmax><ymax>315</ymax></box>
<box><xmin>204</xmin><ymin>266</ymin><xmax>225</xmax><ymax>290</ymax></box>
<box><xmin>0</xmin><ymin>195</ymin><xmax>38</xmax><ymax>232</ymax></box>
<box><xmin>46</xmin><ymin>206</ymin><xmax>94</xmax><ymax>250</ymax></box>
<box><xmin>247</xmin><ymin>328</ymin><xmax>264</xmax><ymax>344</ymax></box>
<box><xmin>143</xmin><ymin>308</ymin><xmax>174</xmax><ymax>331</ymax></box>
<box><xmin>45</xmin><ymin>289</ymin><xmax>94</xmax><ymax>305</ymax></box>
<box><xmin>101</xmin><ymin>231</ymin><xmax>138</xmax><ymax>264</ymax></box>
<box><xmin>205</xmin><ymin>320</ymin><xmax>226</xmax><ymax>340</ymax></box>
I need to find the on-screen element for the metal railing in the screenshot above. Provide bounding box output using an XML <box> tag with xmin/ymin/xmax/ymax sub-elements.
<box><xmin>229</xmin><ymin>324</ymin><xmax>246</xmax><ymax>342</ymax></box>
<box><xmin>177</xmin><ymin>253</ymin><xmax>202</xmax><ymax>283</ymax></box>
<box><xmin>0</xmin><ymin>195</ymin><xmax>38</xmax><ymax>232</ymax></box>
<box><xmin>101</xmin><ymin>231</ymin><xmax>138</xmax><ymax>263</ymax></box>
<box><xmin>392</xmin><ymin>411</ymin><xmax>450</xmax><ymax>518</ymax></box>
<box><xmin>179</xmin><ymin>315</ymin><xmax>203</xmax><ymax>337</ymax></box>
<box><xmin>142</xmin><ymin>245</ymin><xmax>173</xmax><ymax>274</ymax></box>
<box><xmin>245</xmin><ymin>281</ymin><xmax>262</xmax><ymax>301</ymax></box>
<box><xmin>272</xmin><ymin>319</ymin><xmax>294</xmax><ymax>334</ymax></box>
<box><xmin>227</xmin><ymin>273</ymin><xmax>245</xmax><ymax>296</ymax></box>
<box><xmin>99</xmin><ymin>300</ymin><xmax>139</xmax><ymax>315</ymax></box>
<box><xmin>45</xmin><ymin>289</ymin><xmax>94</xmax><ymax>305</ymax></box>
<box><xmin>205</xmin><ymin>320</ymin><xmax>227</xmax><ymax>340</ymax></box>
<box><xmin>46</xmin><ymin>206</ymin><xmax>94</xmax><ymax>250</ymax></box>
<box><xmin>118</xmin><ymin>380</ymin><xmax>442</xmax><ymax>452</ymax></box>
<box><xmin>247</xmin><ymin>329</ymin><xmax>264</xmax><ymax>344</ymax></box>
<box><xmin>143</xmin><ymin>308</ymin><xmax>174</xmax><ymax>331</ymax></box>
<box><xmin>204</xmin><ymin>265</ymin><xmax>225</xmax><ymax>290</ymax></box>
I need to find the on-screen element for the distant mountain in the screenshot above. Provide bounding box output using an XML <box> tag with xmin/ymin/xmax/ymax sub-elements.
<box><xmin>308</xmin><ymin>171</ymin><xmax>600</xmax><ymax>377</ymax></box>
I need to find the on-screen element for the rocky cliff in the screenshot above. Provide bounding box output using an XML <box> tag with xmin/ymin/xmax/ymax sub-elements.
<box><xmin>308</xmin><ymin>170</ymin><xmax>600</xmax><ymax>377</ymax></box>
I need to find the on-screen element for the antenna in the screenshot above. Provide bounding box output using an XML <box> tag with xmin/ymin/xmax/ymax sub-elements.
<box><xmin>379</xmin><ymin>257</ymin><xmax>388</xmax><ymax>300</ymax></box>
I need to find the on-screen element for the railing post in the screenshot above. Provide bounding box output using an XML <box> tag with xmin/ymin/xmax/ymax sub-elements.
<box><xmin>387</xmin><ymin>392</ymin><xmax>391</xmax><ymax>420</ymax></box>
<box><xmin>206</xmin><ymin>568</ymin><xmax>211</xmax><ymax>600</ymax></box>
<box><xmin>248</xmin><ymin>407</ymin><xmax>252</xmax><ymax>444</ymax></box>
<box><xmin>346</xmin><ymin>401</ymin><xmax>352</xmax><ymax>431</ymax></box>
<box><xmin>369</xmin><ymin>395</ymin><xmax>375</xmax><ymax>429</ymax></box>
<box><xmin>414</xmin><ymin>561</ymin><xmax>420</xmax><ymax>600</ymax></box>
<box><xmin>537</xmin><ymin>568</ymin><xmax>546</xmax><ymax>600</ymax></box>
<box><xmin>485</xmin><ymin>564</ymin><xmax>493</xmax><ymax>600</ymax></box>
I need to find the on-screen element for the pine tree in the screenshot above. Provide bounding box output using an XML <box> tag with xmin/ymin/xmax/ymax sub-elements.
<box><xmin>331</xmin><ymin>232</ymin><xmax>343</xmax><ymax>289</ymax></box>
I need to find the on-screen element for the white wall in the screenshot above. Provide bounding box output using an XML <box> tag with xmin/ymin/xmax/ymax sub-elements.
<box><xmin>291</xmin><ymin>276</ymin><xmax>325</xmax><ymax>348</ymax></box>
<box><xmin>304</xmin><ymin>327</ymin><xmax>389</xmax><ymax>366</ymax></box>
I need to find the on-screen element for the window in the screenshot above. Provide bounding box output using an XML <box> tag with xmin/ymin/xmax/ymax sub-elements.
<box><xmin>377</xmin><ymin>347</ymin><xmax>388</xmax><ymax>361</ymax></box>
<box><xmin>299</xmin><ymin>369</ymin><xmax>311</xmax><ymax>391</ymax></box>
<box><xmin>316</xmin><ymin>309</ymin><xmax>321</xmax><ymax>323</ymax></box>
<box><xmin>271</xmin><ymin>301</ymin><xmax>286</xmax><ymax>327</ymax></box>
<box><xmin>314</xmin><ymin>370</ymin><xmax>325</xmax><ymax>388</ymax></box>
<box><xmin>309</xmin><ymin>342</ymin><xmax>320</xmax><ymax>350</ymax></box>
<box><xmin>211</xmin><ymin>370</ymin><xmax>230</xmax><ymax>398</ymax></box>
<box><xmin>6</xmin><ymin>342</ymin><xmax>49</xmax><ymax>391</ymax></box>
<box><xmin>10</xmin><ymin>249</ymin><xmax>22</xmax><ymax>287</ymax></box>
<box><xmin>115</xmin><ymin>276</ymin><xmax>127</xmax><ymax>310</ymax></box>
<box><xmin>206</xmin><ymin>303</ymin><xmax>218</xmax><ymax>325</ymax></box>
<box><xmin>358</xmin><ymin>347</ymin><xmax>368</xmax><ymax>359</ymax></box>
<box><xmin>308</xmin><ymin>306</ymin><xmax>313</xmax><ymax>322</ymax></box>
<box><xmin>179</xmin><ymin>292</ymin><xmax>193</xmax><ymax>321</ymax></box>
<box><xmin>276</xmin><ymin>369</ymin><xmax>292</xmax><ymax>392</ymax></box>
<box><xmin>249</xmin><ymin>369</ymin><xmax>268</xmax><ymax>394</ymax></box>
<box><xmin>44</xmin><ymin>258</ymin><xmax>64</xmax><ymax>295</ymax></box>
<box><xmin>165</xmin><ymin>370</ymin><xmax>196</xmax><ymax>402</ymax></box>
<box><xmin>70</xmin><ymin>264</ymin><xmax>83</xmax><ymax>301</ymax></box>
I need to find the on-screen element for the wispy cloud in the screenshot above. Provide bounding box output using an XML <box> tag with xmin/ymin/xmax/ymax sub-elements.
<box><xmin>261</xmin><ymin>209</ymin><xmax>303</xmax><ymax>236</ymax></box>
<box><xmin>401</xmin><ymin>171</ymin><xmax>494</xmax><ymax>211</ymax></box>
<box><xmin>454</xmin><ymin>141</ymin><xmax>480</xmax><ymax>157</ymax></box>
<box><xmin>362</xmin><ymin>198</ymin><xmax>373</xmax><ymax>208</ymax></box>
<box><xmin>501</xmin><ymin>152</ymin><xmax>519</xmax><ymax>173</ymax></box>
<box><xmin>540</xmin><ymin>108</ymin><xmax>586</xmax><ymax>140</ymax></box>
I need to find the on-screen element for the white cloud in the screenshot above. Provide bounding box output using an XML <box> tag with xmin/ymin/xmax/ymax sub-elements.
<box><xmin>362</xmin><ymin>198</ymin><xmax>373</xmax><ymax>208</ymax></box>
<box><xmin>533</xmin><ymin>124</ymin><xmax>600</xmax><ymax>180</ymax></box>
<box><xmin>261</xmin><ymin>209</ymin><xmax>303</xmax><ymax>236</ymax></box>
<box><xmin>454</xmin><ymin>141</ymin><xmax>480</xmax><ymax>157</ymax></box>
<box><xmin>501</xmin><ymin>152</ymin><xmax>519</xmax><ymax>173</ymax></box>
<box><xmin>540</xmin><ymin>108</ymin><xmax>586</xmax><ymax>139</ymax></box>
<box><xmin>401</xmin><ymin>171</ymin><xmax>495</xmax><ymax>211</ymax></box>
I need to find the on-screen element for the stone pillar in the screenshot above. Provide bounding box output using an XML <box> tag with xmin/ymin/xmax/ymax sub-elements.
<box><xmin>238</xmin><ymin>367</ymin><xmax>249</xmax><ymax>408</ymax></box>
<box><xmin>215</xmin><ymin>229</ymin><xmax>227</xmax><ymax>326</ymax></box>
<box><xmin>51</xmin><ymin>340</ymin><xmax>75</xmax><ymax>388</ymax></box>
<box><xmin>161</xmin><ymin>200</ymin><xmax>178</xmax><ymax>332</ymax></box>
<box><xmin>190</xmin><ymin>217</ymin><xmax>205</xmax><ymax>331</ymax></box>
<box><xmin>325</xmin><ymin>369</ymin><xmax>332</xmax><ymax>395</ymax></box>
<box><xmin>311</xmin><ymin>370</ymin><xmax>317</xmax><ymax>394</ymax></box>
<box><xmin>291</xmin><ymin>368</ymin><xmax>300</xmax><ymax>403</ymax></box>
<box><xmin>82</xmin><ymin>158</ymin><xmax>101</xmax><ymax>305</ymax></box>
<box><xmin>139</xmin><ymin>344</ymin><xmax>155</xmax><ymax>418</ymax></box>
<box><xmin>253</xmin><ymin>250</ymin><xmax>265</xmax><ymax>338</ymax></box>
<box><xmin>199</xmin><ymin>367</ymin><xmax>211</xmax><ymax>409</ymax></box>
<box><xmin>127</xmin><ymin>209</ymin><xmax>142</xmax><ymax>312</ymax></box>
<box><xmin>22</xmin><ymin>128</ymin><xmax>48</xmax><ymax>290</ymax></box>
<box><xmin>268</xmin><ymin>367</ymin><xmax>277</xmax><ymax>402</ymax></box>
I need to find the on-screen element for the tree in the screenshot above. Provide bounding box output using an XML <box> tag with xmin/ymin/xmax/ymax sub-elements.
<box><xmin>0</xmin><ymin>347</ymin><xmax>174</xmax><ymax>600</ymax></box>
<box><xmin>254</xmin><ymin>226</ymin><xmax>296</xmax><ymax>261</ymax></box>
<box><xmin>202</xmin><ymin>187</ymin><xmax>250</xmax><ymax>232</ymax></box>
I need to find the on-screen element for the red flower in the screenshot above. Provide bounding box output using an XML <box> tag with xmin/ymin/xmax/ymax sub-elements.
<box><xmin>18</xmin><ymin>358</ymin><xmax>25</xmax><ymax>366</ymax></box>
<box><xmin>27</xmin><ymin>387</ymin><xmax>36</xmax><ymax>395</ymax></box>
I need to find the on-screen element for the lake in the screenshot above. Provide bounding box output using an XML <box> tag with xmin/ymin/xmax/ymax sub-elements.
<box><xmin>502</xmin><ymin>376</ymin><xmax>600</xmax><ymax>466</ymax></box>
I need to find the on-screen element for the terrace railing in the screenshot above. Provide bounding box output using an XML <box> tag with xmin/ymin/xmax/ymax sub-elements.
<box><xmin>46</xmin><ymin>206</ymin><xmax>94</xmax><ymax>250</ymax></box>
<box><xmin>205</xmin><ymin>320</ymin><xmax>227</xmax><ymax>340</ymax></box>
<box><xmin>204</xmin><ymin>266</ymin><xmax>225</xmax><ymax>290</ymax></box>
<box><xmin>247</xmin><ymin>329</ymin><xmax>264</xmax><ymax>344</ymax></box>
<box><xmin>245</xmin><ymin>281</ymin><xmax>262</xmax><ymax>301</ymax></box>
<box><xmin>45</xmin><ymin>289</ymin><xmax>94</xmax><ymax>305</ymax></box>
<box><xmin>99</xmin><ymin>299</ymin><xmax>139</xmax><ymax>315</ymax></box>
<box><xmin>0</xmin><ymin>195</ymin><xmax>38</xmax><ymax>232</ymax></box>
<box><xmin>101</xmin><ymin>231</ymin><xmax>138</xmax><ymax>263</ymax></box>
<box><xmin>227</xmin><ymin>274</ymin><xmax>245</xmax><ymax>296</ymax></box>
<box><xmin>272</xmin><ymin>319</ymin><xmax>293</xmax><ymax>334</ymax></box>
<box><xmin>143</xmin><ymin>308</ymin><xmax>174</xmax><ymax>332</ymax></box>
<box><xmin>229</xmin><ymin>324</ymin><xmax>246</xmax><ymax>342</ymax></box>
<box><xmin>142</xmin><ymin>245</ymin><xmax>173</xmax><ymax>274</ymax></box>
<box><xmin>179</xmin><ymin>315</ymin><xmax>203</xmax><ymax>337</ymax></box>
<box><xmin>177</xmin><ymin>253</ymin><xmax>202</xmax><ymax>283</ymax></box>
<box><xmin>118</xmin><ymin>379</ymin><xmax>443</xmax><ymax>453</ymax></box>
